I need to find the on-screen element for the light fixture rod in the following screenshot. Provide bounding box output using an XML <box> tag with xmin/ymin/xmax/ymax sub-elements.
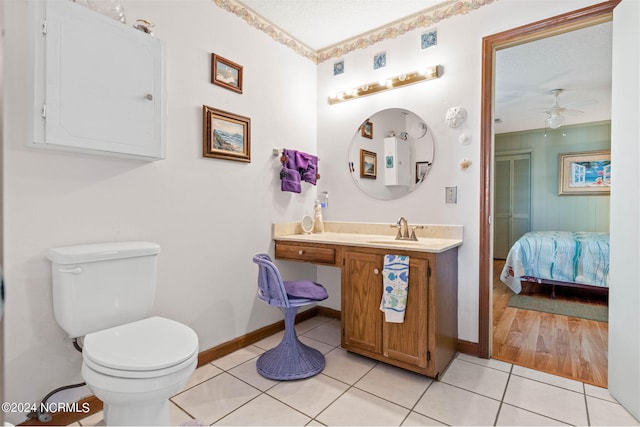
<box><xmin>328</xmin><ymin>65</ymin><xmax>442</xmax><ymax>105</ymax></box>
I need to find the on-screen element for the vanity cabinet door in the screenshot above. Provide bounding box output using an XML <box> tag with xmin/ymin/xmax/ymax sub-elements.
<box><xmin>342</xmin><ymin>251</ymin><xmax>383</xmax><ymax>354</ymax></box>
<box><xmin>382</xmin><ymin>257</ymin><xmax>429</xmax><ymax>368</ymax></box>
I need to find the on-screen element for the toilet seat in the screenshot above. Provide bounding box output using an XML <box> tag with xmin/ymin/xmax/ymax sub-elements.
<box><xmin>83</xmin><ymin>316</ymin><xmax>198</xmax><ymax>379</ymax></box>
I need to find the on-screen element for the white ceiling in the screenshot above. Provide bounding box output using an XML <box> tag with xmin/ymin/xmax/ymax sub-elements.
<box><xmin>240</xmin><ymin>0</ymin><xmax>444</xmax><ymax>50</ymax></box>
<box><xmin>495</xmin><ymin>21</ymin><xmax>612</xmax><ymax>133</ymax></box>
<box><xmin>238</xmin><ymin>1</ymin><xmax>612</xmax><ymax>133</ymax></box>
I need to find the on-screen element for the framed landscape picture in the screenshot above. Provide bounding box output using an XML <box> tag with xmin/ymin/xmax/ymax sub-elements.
<box><xmin>559</xmin><ymin>150</ymin><xmax>610</xmax><ymax>195</ymax></box>
<box><xmin>211</xmin><ymin>53</ymin><xmax>243</xmax><ymax>93</ymax></box>
<box><xmin>360</xmin><ymin>149</ymin><xmax>377</xmax><ymax>179</ymax></box>
<box><xmin>202</xmin><ymin>105</ymin><xmax>251</xmax><ymax>163</ymax></box>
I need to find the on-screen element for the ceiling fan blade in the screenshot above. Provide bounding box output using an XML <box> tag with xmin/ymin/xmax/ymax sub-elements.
<box><xmin>560</xmin><ymin>108</ymin><xmax>584</xmax><ymax>116</ymax></box>
<box><xmin>564</xmin><ymin>99</ymin><xmax>598</xmax><ymax>109</ymax></box>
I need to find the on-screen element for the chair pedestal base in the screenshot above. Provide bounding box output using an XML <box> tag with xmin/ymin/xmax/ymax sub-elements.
<box><xmin>256</xmin><ymin>306</ymin><xmax>325</xmax><ymax>380</ymax></box>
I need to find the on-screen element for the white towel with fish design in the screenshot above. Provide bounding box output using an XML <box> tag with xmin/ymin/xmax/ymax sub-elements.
<box><xmin>379</xmin><ymin>254</ymin><xmax>410</xmax><ymax>323</ymax></box>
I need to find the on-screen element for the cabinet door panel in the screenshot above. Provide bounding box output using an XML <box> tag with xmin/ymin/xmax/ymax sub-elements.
<box><xmin>383</xmin><ymin>258</ymin><xmax>429</xmax><ymax>367</ymax></box>
<box><xmin>343</xmin><ymin>252</ymin><xmax>382</xmax><ymax>353</ymax></box>
<box><xmin>33</xmin><ymin>0</ymin><xmax>165</xmax><ymax>160</ymax></box>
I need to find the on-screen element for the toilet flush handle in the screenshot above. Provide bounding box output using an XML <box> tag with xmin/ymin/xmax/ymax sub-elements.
<box><xmin>59</xmin><ymin>267</ymin><xmax>82</xmax><ymax>274</ymax></box>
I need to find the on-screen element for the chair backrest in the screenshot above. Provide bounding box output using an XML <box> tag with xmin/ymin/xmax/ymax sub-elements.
<box><xmin>253</xmin><ymin>253</ymin><xmax>290</xmax><ymax>308</ymax></box>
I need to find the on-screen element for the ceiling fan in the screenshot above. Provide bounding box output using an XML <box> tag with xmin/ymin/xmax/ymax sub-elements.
<box><xmin>543</xmin><ymin>88</ymin><xmax>585</xmax><ymax>129</ymax></box>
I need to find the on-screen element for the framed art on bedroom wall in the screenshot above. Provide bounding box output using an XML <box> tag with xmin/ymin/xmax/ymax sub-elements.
<box><xmin>559</xmin><ymin>150</ymin><xmax>611</xmax><ymax>196</ymax></box>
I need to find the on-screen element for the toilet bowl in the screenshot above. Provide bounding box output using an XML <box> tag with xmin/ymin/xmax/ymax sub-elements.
<box><xmin>80</xmin><ymin>317</ymin><xmax>199</xmax><ymax>426</ymax></box>
<box><xmin>47</xmin><ymin>241</ymin><xmax>199</xmax><ymax>426</ymax></box>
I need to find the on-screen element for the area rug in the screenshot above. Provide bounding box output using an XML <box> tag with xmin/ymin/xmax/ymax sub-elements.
<box><xmin>508</xmin><ymin>294</ymin><xmax>608</xmax><ymax>322</ymax></box>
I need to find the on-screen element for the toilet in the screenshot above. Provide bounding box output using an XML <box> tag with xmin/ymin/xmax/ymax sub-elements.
<box><xmin>48</xmin><ymin>241</ymin><xmax>198</xmax><ymax>426</ymax></box>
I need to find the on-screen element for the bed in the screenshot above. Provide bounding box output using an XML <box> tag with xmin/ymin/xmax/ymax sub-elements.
<box><xmin>500</xmin><ymin>231</ymin><xmax>610</xmax><ymax>298</ymax></box>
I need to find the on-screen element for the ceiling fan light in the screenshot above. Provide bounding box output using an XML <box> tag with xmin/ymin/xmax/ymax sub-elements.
<box><xmin>546</xmin><ymin>115</ymin><xmax>565</xmax><ymax>129</ymax></box>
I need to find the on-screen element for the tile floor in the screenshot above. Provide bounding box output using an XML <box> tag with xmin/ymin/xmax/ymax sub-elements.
<box><xmin>74</xmin><ymin>316</ymin><xmax>638</xmax><ymax>426</ymax></box>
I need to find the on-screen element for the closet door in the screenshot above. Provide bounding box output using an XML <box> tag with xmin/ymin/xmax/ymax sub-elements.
<box><xmin>494</xmin><ymin>154</ymin><xmax>531</xmax><ymax>259</ymax></box>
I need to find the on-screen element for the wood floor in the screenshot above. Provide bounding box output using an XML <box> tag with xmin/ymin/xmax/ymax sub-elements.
<box><xmin>492</xmin><ymin>259</ymin><xmax>609</xmax><ymax>388</ymax></box>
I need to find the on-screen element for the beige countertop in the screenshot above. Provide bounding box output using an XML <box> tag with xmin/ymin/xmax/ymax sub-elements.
<box><xmin>273</xmin><ymin>221</ymin><xmax>463</xmax><ymax>253</ymax></box>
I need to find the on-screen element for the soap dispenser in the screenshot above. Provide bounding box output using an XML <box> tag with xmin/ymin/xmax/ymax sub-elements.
<box><xmin>313</xmin><ymin>200</ymin><xmax>324</xmax><ymax>233</ymax></box>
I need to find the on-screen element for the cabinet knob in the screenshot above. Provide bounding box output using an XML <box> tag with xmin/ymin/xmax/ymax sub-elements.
<box><xmin>298</xmin><ymin>250</ymin><xmax>304</xmax><ymax>255</ymax></box>
<box><xmin>144</xmin><ymin>93</ymin><xmax>154</xmax><ymax>101</ymax></box>
<box><xmin>373</xmin><ymin>268</ymin><xmax>379</xmax><ymax>275</ymax></box>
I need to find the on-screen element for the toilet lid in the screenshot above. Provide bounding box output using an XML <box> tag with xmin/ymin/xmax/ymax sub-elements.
<box><xmin>83</xmin><ymin>317</ymin><xmax>198</xmax><ymax>372</ymax></box>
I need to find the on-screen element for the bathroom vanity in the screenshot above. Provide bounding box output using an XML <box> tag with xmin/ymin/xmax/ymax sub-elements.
<box><xmin>273</xmin><ymin>222</ymin><xmax>462</xmax><ymax>379</ymax></box>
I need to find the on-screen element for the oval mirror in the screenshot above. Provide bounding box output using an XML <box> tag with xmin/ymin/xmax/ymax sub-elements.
<box><xmin>348</xmin><ymin>108</ymin><xmax>434</xmax><ymax>200</ymax></box>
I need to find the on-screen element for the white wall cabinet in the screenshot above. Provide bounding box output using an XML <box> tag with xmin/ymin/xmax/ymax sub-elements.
<box><xmin>383</xmin><ymin>137</ymin><xmax>410</xmax><ymax>186</ymax></box>
<box><xmin>30</xmin><ymin>0</ymin><xmax>166</xmax><ymax>160</ymax></box>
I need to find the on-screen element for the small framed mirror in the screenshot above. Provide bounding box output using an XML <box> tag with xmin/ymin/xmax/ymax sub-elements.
<box><xmin>301</xmin><ymin>215</ymin><xmax>314</xmax><ymax>234</ymax></box>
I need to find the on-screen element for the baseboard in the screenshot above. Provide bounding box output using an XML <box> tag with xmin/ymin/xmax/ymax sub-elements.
<box><xmin>457</xmin><ymin>339</ymin><xmax>480</xmax><ymax>357</ymax></box>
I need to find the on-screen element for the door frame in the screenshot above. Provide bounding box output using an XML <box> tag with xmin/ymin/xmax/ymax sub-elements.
<box><xmin>478</xmin><ymin>0</ymin><xmax>620</xmax><ymax>358</ymax></box>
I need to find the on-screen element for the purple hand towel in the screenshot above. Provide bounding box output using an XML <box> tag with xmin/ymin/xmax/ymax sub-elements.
<box><xmin>301</xmin><ymin>154</ymin><xmax>318</xmax><ymax>185</ymax></box>
<box><xmin>280</xmin><ymin>167</ymin><xmax>301</xmax><ymax>193</ymax></box>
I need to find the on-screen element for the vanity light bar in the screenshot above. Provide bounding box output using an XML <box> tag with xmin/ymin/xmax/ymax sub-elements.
<box><xmin>328</xmin><ymin>65</ymin><xmax>441</xmax><ymax>105</ymax></box>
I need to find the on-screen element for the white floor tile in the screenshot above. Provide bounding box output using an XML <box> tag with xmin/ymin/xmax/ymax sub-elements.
<box><xmin>169</xmin><ymin>401</ymin><xmax>194</xmax><ymax>426</ymax></box>
<box><xmin>440</xmin><ymin>358</ymin><xmax>509</xmax><ymax>400</ymax></box>
<box><xmin>512</xmin><ymin>364</ymin><xmax>584</xmax><ymax>393</ymax></box>
<box><xmin>211</xmin><ymin>345</ymin><xmax>263</xmax><ymax>371</ymax></box>
<box><xmin>213</xmin><ymin>393</ymin><xmax>310</xmax><ymax>426</ymax></box>
<box><xmin>317</xmin><ymin>387</ymin><xmax>409</xmax><ymax>426</ymax></box>
<box><xmin>77</xmin><ymin>411</ymin><xmax>104</xmax><ymax>426</ymax></box>
<box><xmin>587</xmin><ymin>396</ymin><xmax>640</xmax><ymax>426</ymax></box>
<box><xmin>322</xmin><ymin>347</ymin><xmax>377</xmax><ymax>385</ymax></box>
<box><xmin>266</xmin><ymin>373</ymin><xmax>349</xmax><ymax>418</ymax></box>
<box><xmin>254</xmin><ymin>331</ymin><xmax>284</xmax><ymax>351</ymax></box>
<box><xmin>504</xmin><ymin>374</ymin><xmax>588</xmax><ymax>426</ymax></box>
<box><xmin>401</xmin><ymin>411</ymin><xmax>446</xmax><ymax>426</ymax></box>
<box><xmin>355</xmin><ymin>363</ymin><xmax>432</xmax><ymax>408</ymax></box>
<box><xmin>299</xmin><ymin>335</ymin><xmax>336</xmax><ymax>354</ymax></box>
<box><xmin>584</xmin><ymin>383</ymin><xmax>618</xmax><ymax>403</ymax></box>
<box><xmin>179</xmin><ymin>363</ymin><xmax>223</xmax><ymax>393</ymax></box>
<box><xmin>413</xmin><ymin>381</ymin><xmax>500</xmax><ymax>426</ymax></box>
<box><xmin>457</xmin><ymin>353</ymin><xmax>513</xmax><ymax>372</ymax></box>
<box><xmin>171</xmin><ymin>372</ymin><xmax>261</xmax><ymax>425</ymax></box>
<box><xmin>295</xmin><ymin>316</ymin><xmax>332</xmax><ymax>334</ymax></box>
<box><xmin>301</xmin><ymin>322</ymin><xmax>341</xmax><ymax>346</ymax></box>
<box><xmin>228</xmin><ymin>358</ymin><xmax>280</xmax><ymax>391</ymax></box>
<box><xmin>496</xmin><ymin>403</ymin><xmax>570</xmax><ymax>426</ymax></box>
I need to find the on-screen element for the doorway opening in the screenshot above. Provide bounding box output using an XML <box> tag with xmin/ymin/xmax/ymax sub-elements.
<box><xmin>478</xmin><ymin>1</ymin><xmax>619</xmax><ymax>385</ymax></box>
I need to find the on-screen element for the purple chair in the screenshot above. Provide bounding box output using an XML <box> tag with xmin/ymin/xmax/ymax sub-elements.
<box><xmin>253</xmin><ymin>253</ymin><xmax>328</xmax><ymax>380</ymax></box>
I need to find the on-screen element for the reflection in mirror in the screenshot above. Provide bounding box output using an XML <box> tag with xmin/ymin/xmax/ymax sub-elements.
<box><xmin>348</xmin><ymin>108</ymin><xmax>434</xmax><ymax>200</ymax></box>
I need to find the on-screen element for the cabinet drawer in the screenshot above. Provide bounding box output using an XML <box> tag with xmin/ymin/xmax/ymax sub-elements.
<box><xmin>275</xmin><ymin>242</ymin><xmax>336</xmax><ymax>265</ymax></box>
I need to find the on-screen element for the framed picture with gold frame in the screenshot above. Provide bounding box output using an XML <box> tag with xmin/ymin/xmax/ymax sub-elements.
<box><xmin>558</xmin><ymin>150</ymin><xmax>610</xmax><ymax>195</ymax></box>
<box><xmin>211</xmin><ymin>53</ymin><xmax>243</xmax><ymax>93</ymax></box>
<box><xmin>361</xmin><ymin>119</ymin><xmax>373</xmax><ymax>139</ymax></box>
<box><xmin>202</xmin><ymin>105</ymin><xmax>251</xmax><ymax>163</ymax></box>
<box><xmin>360</xmin><ymin>149</ymin><xmax>377</xmax><ymax>179</ymax></box>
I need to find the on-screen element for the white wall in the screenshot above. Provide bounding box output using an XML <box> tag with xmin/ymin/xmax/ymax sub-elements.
<box><xmin>316</xmin><ymin>0</ymin><xmax>607</xmax><ymax>342</ymax></box>
<box><xmin>609</xmin><ymin>0</ymin><xmax>640</xmax><ymax>419</ymax></box>
<box><xmin>2</xmin><ymin>0</ymin><xmax>318</xmax><ymax>423</ymax></box>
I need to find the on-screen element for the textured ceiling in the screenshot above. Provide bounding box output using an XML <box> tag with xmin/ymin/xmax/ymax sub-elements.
<box><xmin>235</xmin><ymin>1</ymin><xmax>612</xmax><ymax>133</ymax></box>
<box><xmin>239</xmin><ymin>0</ymin><xmax>445</xmax><ymax>50</ymax></box>
<box><xmin>495</xmin><ymin>21</ymin><xmax>612</xmax><ymax>133</ymax></box>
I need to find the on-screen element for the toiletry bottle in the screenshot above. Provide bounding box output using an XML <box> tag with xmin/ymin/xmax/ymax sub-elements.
<box><xmin>313</xmin><ymin>200</ymin><xmax>324</xmax><ymax>233</ymax></box>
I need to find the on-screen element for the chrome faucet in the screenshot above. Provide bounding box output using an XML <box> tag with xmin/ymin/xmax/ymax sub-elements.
<box><xmin>393</xmin><ymin>217</ymin><xmax>419</xmax><ymax>241</ymax></box>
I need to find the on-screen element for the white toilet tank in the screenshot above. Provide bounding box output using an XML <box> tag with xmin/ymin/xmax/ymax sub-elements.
<box><xmin>48</xmin><ymin>241</ymin><xmax>161</xmax><ymax>338</ymax></box>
